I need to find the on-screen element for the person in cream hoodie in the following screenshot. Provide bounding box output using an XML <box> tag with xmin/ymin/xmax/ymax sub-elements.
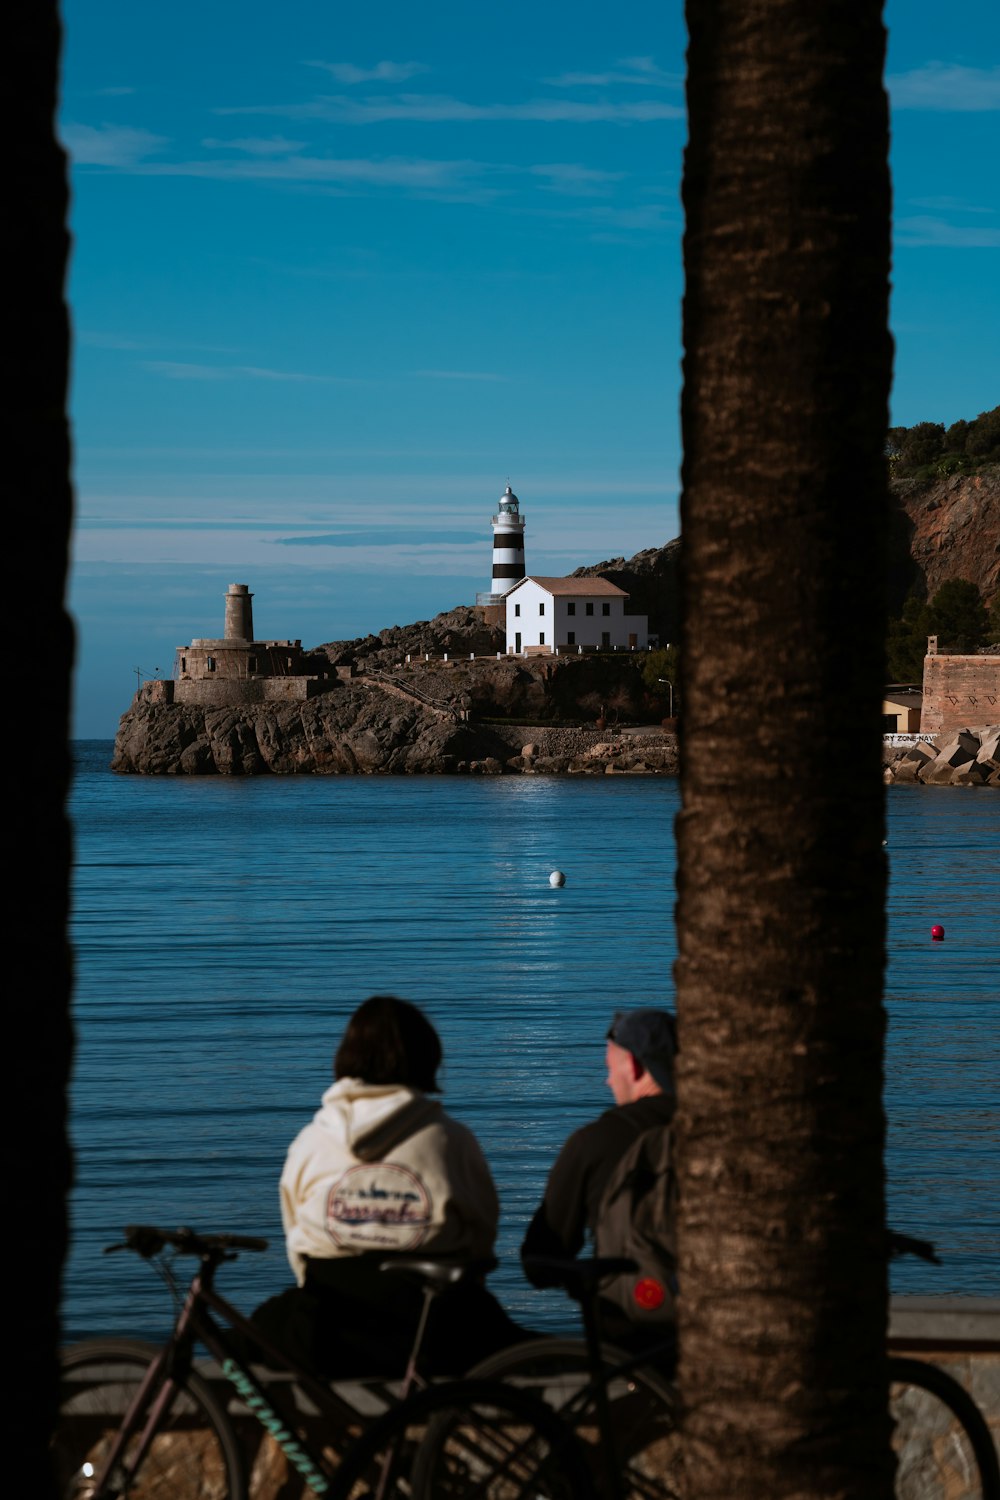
<box><xmin>251</xmin><ymin>995</ymin><xmax>528</xmax><ymax>1377</ymax></box>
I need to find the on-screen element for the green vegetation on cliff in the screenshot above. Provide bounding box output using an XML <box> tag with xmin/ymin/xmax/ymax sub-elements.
<box><xmin>887</xmin><ymin>578</ymin><xmax>997</xmax><ymax>681</ymax></box>
<box><xmin>887</xmin><ymin>404</ymin><xmax>1000</xmax><ymax>481</ymax></box>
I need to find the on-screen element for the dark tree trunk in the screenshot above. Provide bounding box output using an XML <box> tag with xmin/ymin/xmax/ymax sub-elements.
<box><xmin>675</xmin><ymin>2</ymin><xmax>893</xmax><ymax>1496</ymax></box>
<box><xmin>11</xmin><ymin>5</ymin><xmax>75</xmax><ymax>1491</ymax></box>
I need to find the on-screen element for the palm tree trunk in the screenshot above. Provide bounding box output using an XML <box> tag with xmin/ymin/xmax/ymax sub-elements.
<box><xmin>13</xmin><ymin>6</ymin><xmax>75</xmax><ymax>1491</ymax></box>
<box><xmin>675</xmin><ymin>3</ymin><xmax>893</xmax><ymax>1496</ymax></box>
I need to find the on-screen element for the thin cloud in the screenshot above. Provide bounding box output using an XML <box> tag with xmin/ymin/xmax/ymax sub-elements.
<box><xmin>895</xmin><ymin>216</ymin><xmax>1000</xmax><ymax>248</ymax></box>
<box><xmin>141</xmin><ymin>361</ymin><xmax>362</xmax><ymax>383</ymax></box>
<box><xmin>306</xmin><ymin>60</ymin><xmax>428</xmax><ymax>85</ymax></box>
<box><xmin>93</xmin><ymin>85</ymin><xmax>137</xmax><ymax>97</ymax></box>
<box><xmin>217</xmin><ymin>94</ymin><xmax>683</xmax><ymax>124</ymax></box>
<box><xmin>133</xmin><ymin>154</ymin><xmax>483</xmax><ymax>192</ymax></box>
<box><xmin>530</xmin><ymin>163</ymin><xmax>623</xmax><ymax>196</ymax></box>
<box><xmin>888</xmin><ymin>63</ymin><xmax>1000</xmax><ymax>111</ymax></box>
<box><xmin>278</xmin><ymin>529</ymin><xmax>483</xmax><ymax>547</ymax></box>
<box><xmin>909</xmin><ymin>196</ymin><xmax>994</xmax><ymax>215</ymax></box>
<box><xmin>62</xmin><ymin>122</ymin><xmax>167</xmax><ymax>166</ymax></box>
<box><xmin>413</xmin><ymin>370</ymin><xmax>509</xmax><ymax>382</ymax></box>
<box><xmin>201</xmin><ymin>135</ymin><xmax>308</xmax><ymax>154</ymax></box>
<box><xmin>81</xmin><ymin>333</ymin><xmax>241</xmax><ymax>353</ymax></box>
<box><xmin>544</xmin><ymin>56</ymin><xmax>679</xmax><ymax>88</ymax></box>
<box><xmin>104</xmin><ymin>150</ymin><xmax>633</xmax><ymax>207</ymax></box>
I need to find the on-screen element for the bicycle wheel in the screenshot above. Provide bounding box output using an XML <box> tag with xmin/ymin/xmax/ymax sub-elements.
<box><xmin>889</xmin><ymin>1355</ymin><xmax>999</xmax><ymax>1500</ymax></box>
<box><xmin>327</xmin><ymin>1377</ymin><xmax>597</xmax><ymax>1500</ymax></box>
<box><xmin>53</xmin><ymin>1338</ymin><xmax>245</xmax><ymax>1500</ymax></box>
<box><xmin>469</xmin><ymin>1338</ymin><xmax>681</xmax><ymax>1499</ymax></box>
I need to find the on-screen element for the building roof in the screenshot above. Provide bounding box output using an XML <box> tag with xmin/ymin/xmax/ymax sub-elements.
<box><xmin>883</xmin><ymin>687</ymin><xmax>923</xmax><ymax>707</ymax></box>
<box><xmin>506</xmin><ymin>575</ymin><xmax>628</xmax><ymax>598</ymax></box>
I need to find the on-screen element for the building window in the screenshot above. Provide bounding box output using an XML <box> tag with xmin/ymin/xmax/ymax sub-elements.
<box><xmin>567</xmin><ymin>602</ymin><xmax>576</xmax><ymax>616</ymax></box>
<box><xmin>249</xmin><ymin>656</ymin><xmax>258</xmax><ymax>673</ymax></box>
<box><xmin>585</xmin><ymin>602</ymin><xmax>594</xmax><ymax>616</ymax></box>
<box><xmin>514</xmin><ymin>603</ymin><xmax>520</xmax><ymax>617</ymax></box>
<box><xmin>539</xmin><ymin>602</ymin><xmax>545</xmax><ymax>616</ymax></box>
<box><xmin>567</xmin><ymin>632</ymin><xmax>576</xmax><ymax>645</ymax></box>
<box><xmin>180</xmin><ymin>657</ymin><xmax>186</xmax><ymax>673</ymax></box>
<box><xmin>539</xmin><ymin>631</ymin><xmax>545</xmax><ymax>646</ymax></box>
<box><xmin>207</xmin><ymin>656</ymin><xmax>216</xmax><ymax>671</ymax></box>
<box><xmin>602</xmin><ymin>602</ymin><xmax>611</xmax><ymax>616</ymax></box>
<box><xmin>601</xmin><ymin>632</ymin><xmax>610</xmax><ymax>647</ymax></box>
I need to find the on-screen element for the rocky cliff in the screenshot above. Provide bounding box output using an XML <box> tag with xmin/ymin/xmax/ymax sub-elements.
<box><xmin>316</xmin><ymin>605</ymin><xmax>505</xmax><ymax>672</ymax></box>
<box><xmin>888</xmin><ymin>464</ymin><xmax>999</xmax><ymax>610</ymax></box>
<box><xmin>111</xmin><ymin>677</ymin><xmax>677</xmax><ymax>777</ymax></box>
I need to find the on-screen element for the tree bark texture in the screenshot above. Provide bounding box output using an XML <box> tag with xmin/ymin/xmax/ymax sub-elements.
<box><xmin>676</xmin><ymin>3</ymin><xmax>892</xmax><ymax>1497</ymax></box>
<box><xmin>10</xmin><ymin>5</ymin><xmax>75</xmax><ymax>1493</ymax></box>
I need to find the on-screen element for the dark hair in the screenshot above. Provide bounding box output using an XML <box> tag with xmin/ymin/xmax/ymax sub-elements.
<box><xmin>334</xmin><ymin>995</ymin><xmax>443</xmax><ymax>1093</ymax></box>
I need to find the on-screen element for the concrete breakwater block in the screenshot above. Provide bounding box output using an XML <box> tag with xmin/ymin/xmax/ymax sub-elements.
<box><xmin>886</xmin><ymin>725</ymin><xmax>1000</xmax><ymax>786</ymax></box>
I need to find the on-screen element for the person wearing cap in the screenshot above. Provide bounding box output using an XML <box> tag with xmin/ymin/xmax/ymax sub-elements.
<box><xmin>520</xmin><ymin>1008</ymin><xmax>677</xmax><ymax>1326</ymax></box>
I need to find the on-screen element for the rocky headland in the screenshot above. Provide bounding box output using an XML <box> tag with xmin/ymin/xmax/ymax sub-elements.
<box><xmin>111</xmin><ymin>679</ymin><xmax>678</xmax><ymax>777</ymax></box>
<box><xmin>112</xmin><ymin>468</ymin><xmax>999</xmax><ymax>776</ymax></box>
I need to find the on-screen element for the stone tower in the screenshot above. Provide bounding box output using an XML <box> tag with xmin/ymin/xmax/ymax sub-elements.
<box><xmin>224</xmin><ymin>583</ymin><xmax>254</xmax><ymax>643</ymax></box>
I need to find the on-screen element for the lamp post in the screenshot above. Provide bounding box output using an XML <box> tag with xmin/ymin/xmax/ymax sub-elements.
<box><xmin>658</xmin><ymin>677</ymin><xmax>674</xmax><ymax>718</ymax></box>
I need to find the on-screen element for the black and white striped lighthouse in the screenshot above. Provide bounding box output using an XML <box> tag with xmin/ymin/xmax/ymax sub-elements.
<box><xmin>490</xmin><ymin>484</ymin><xmax>526</xmax><ymax>595</ymax></box>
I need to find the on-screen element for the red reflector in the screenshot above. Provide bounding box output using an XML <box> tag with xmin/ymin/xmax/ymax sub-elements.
<box><xmin>633</xmin><ymin>1277</ymin><xmax>665</xmax><ymax>1310</ymax></box>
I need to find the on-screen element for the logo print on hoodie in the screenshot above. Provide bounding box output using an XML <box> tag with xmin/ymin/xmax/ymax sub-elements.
<box><xmin>327</xmin><ymin>1163</ymin><xmax>432</xmax><ymax>1250</ymax></box>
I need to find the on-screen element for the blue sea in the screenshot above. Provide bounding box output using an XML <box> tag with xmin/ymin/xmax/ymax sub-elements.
<box><xmin>65</xmin><ymin>743</ymin><xmax>1000</xmax><ymax>1342</ymax></box>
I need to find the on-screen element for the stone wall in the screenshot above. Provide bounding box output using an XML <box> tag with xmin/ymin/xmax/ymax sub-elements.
<box><xmin>170</xmin><ymin>677</ymin><xmax>330</xmax><ymax>707</ymax></box>
<box><xmin>140</xmin><ymin>679</ymin><xmax>174</xmax><ymax>705</ymax></box>
<box><xmin>922</xmin><ymin>653</ymin><xmax>1000</xmax><ymax>734</ymax></box>
<box><xmin>179</xmin><ymin>641</ymin><xmax>311</xmax><ymax>683</ymax></box>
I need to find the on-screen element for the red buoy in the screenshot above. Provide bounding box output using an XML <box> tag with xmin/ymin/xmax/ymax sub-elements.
<box><xmin>931</xmin><ymin>925</ymin><xmax>945</xmax><ymax>941</ymax></box>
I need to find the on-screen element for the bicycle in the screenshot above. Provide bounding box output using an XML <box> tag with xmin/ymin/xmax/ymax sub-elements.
<box><xmin>460</xmin><ymin>1239</ymin><xmax>999</xmax><ymax>1500</ymax></box>
<box><xmin>53</xmin><ymin>1224</ymin><xmax>597</xmax><ymax>1500</ymax></box>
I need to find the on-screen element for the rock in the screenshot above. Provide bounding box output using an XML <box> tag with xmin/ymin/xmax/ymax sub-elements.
<box><xmin>520</xmin><ymin>743</ymin><xmax>538</xmax><ymax>758</ymax></box>
<box><xmin>976</xmin><ymin>726</ymin><xmax>1000</xmax><ymax>769</ymax></box>
<box><xmin>889</xmin><ymin>465</ymin><xmax>999</xmax><ymax>611</ymax></box>
<box><xmin>922</xmin><ymin>757</ymin><xmax>969</xmax><ymax>785</ymax></box>
<box><xmin>902</xmin><ymin>740</ymin><xmax>937</xmax><ymax>765</ymax></box>
<box><xmin>933</xmin><ymin>731</ymin><xmax>980</xmax><ymax>769</ymax></box>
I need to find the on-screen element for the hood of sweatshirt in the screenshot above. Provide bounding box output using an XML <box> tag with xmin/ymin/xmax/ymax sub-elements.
<box><xmin>314</xmin><ymin>1077</ymin><xmax>434</xmax><ymax>1153</ymax></box>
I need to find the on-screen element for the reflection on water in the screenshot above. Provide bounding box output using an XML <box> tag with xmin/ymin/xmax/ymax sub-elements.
<box><xmin>66</xmin><ymin>746</ymin><xmax>999</xmax><ymax>1338</ymax></box>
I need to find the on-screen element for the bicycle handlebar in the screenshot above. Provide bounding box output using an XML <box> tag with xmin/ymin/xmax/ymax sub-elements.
<box><xmin>104</xmin><ymin>1224</ymin><xmax>269</xmax><ymax>1259</ymax></box>
<box><xmin>888</xmin><ymin>1231</ymin><xmax>941</xmax><ymax>1265</ymax></box>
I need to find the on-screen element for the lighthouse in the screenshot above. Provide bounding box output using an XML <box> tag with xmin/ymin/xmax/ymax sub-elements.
<box><xmin>488</xmin><ymin>484</ymin><xmax>526</xmax><ymax>598</ymax></box>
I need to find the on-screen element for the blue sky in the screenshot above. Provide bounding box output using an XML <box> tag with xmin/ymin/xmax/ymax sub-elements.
<box><xmin>61</xmin><ymin>1</ymin><xmax>999</xmax><ymax>736</ymax></box>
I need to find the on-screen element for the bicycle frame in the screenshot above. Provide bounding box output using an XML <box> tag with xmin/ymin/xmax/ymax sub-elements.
<box><xmin>88</xmin><ymin>1255</ymin><xmax>411</xmax><ymax>1498</ymax></box>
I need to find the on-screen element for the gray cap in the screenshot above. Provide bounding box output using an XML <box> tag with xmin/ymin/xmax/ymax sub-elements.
<box><xmin>607</xmin><ymin>1008</ymin><xmax>677</xmax><ymax>1091</ymax></box>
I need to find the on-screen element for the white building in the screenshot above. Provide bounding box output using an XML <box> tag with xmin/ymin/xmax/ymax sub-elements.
<box><xmin>505</xmin><ymin>576</ymin><xmax>649</xmax><ymax>656</ymax></box>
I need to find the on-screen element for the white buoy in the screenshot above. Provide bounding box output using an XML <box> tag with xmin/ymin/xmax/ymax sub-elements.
<box><xmin>549</xmin><ymin>870</ymin><xmax>565</xmax><ymax>888</ymax></box>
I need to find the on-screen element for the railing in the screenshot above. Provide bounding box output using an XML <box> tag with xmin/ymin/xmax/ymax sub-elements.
<box><xmin>364</xmin><ymin>668</ymin><xmax>465</xmax><ymax>723</ymax></box>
